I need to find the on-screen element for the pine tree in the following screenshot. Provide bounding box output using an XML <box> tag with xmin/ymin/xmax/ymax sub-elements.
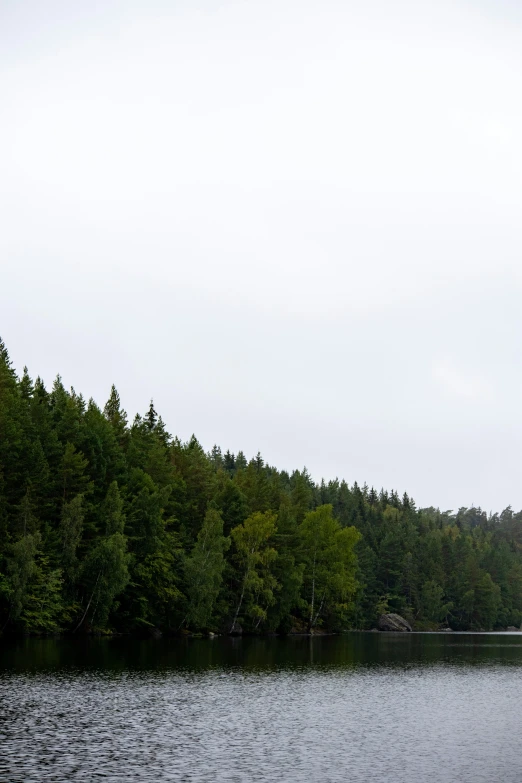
<box><xmin>146</xmin><ymin>399</ymin><xmax>158</xmax><ymax>431</ymax></box>
<box><xmin>103</xmin><ymin>385</ymin><xmax>129</xmax><ymax>447</ymax></box>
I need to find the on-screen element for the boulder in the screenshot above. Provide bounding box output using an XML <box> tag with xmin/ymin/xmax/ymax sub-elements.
<box><xmin>506</xmin><ymin>626</ymin><xmax>520</xmax><ymax>632</ymax></box>
<box><xmin>377</xmin><ymin>613</ymin><xmax>412</xmax><ymax>632</ymax></box>
<box><xmin>229</xmin><ymin>621</ymin><xmax>243</xmax><ymax>636</ymax></box>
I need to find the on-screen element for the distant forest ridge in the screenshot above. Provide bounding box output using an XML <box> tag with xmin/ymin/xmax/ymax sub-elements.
<box><xmin>1</xmin><ymin>336</ymin><xmax>521</xmax><ymax>636</ymax></box>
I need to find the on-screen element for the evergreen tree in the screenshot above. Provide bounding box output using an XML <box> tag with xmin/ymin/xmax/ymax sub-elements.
<box><xmin>104</xmin><ymin>384</ymin><xmax>129</xmax><ymax>446</ymax></box>
<box><xmin>0</xmin><ymin>336</ymin><xmax>521</xmax><ymax>637</ymax></box>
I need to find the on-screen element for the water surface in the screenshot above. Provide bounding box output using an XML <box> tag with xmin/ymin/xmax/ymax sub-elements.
<box><xmin>2</xmin><ymin>633</ymin><xmax>522</xmax><ymax>782</ymax></box>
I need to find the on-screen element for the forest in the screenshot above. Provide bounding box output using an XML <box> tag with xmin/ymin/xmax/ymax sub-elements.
<box><xmin>1</xmin><ymin>337</ymin><xmax>522</xmax><ymax>637</ymax></box>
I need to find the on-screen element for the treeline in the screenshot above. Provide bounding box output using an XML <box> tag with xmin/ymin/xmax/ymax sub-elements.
<box><xmin>1</xmin><ymin>338</ymin><xmax>522</xmax><ymax>636</ymax></box>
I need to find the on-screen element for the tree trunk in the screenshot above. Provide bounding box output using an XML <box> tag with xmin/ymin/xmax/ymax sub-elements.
<box><xmin>74</xmin><ymin>571</ymin><xmax>101</xmax><ymax>633</ymax></box>
<box><xmin>309</xmin><ymin>552</ymin><xmax>316</xmax><ymax>632</ymax></box>
<box><xmin>312</xmin><ymin>590</ymin><xmax>326</xmax><ymax>629</ymax></box>
<box><xmin>231</xmin><ymin>575</ymin><xmax>247</xmax><ymax>632</ymax></box>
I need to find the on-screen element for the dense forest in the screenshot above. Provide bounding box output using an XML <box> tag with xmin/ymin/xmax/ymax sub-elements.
<box><xmin>1</xmin><ymin>337</ymin><xmax>522</xmax><ymax>637</ymax></box>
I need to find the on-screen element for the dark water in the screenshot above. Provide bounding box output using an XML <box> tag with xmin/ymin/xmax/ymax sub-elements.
<box><xmin>2</xmin><ymin>633</ymin><xmax>522</xmax><ymax>782</ymax></box>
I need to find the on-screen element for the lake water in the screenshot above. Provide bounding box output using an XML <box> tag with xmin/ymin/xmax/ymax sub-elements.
<box><xmin>1</xmin><ymin>633</ymin><xmax>522</xmax><ymax>782</ymax></box>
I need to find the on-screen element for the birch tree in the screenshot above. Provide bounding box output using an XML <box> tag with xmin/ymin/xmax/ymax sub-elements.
<box><xmin>299</xmin><ymin>504</ymin><xmax>360</xmax><ymax>633</ymax></box>
<box><xmin>230</xmin><ymin>511</ymin><xmax>278</xmax><ymax>631</ymax></box>
<box><xmin>183</xmin><ymin>506</ymin><xmax>229</xmax><ymax>629</ymax></box>
<box><xmin>76</xmin><ymin>482</ymin><xmax>130</xmax><ymax>630</ymax></box>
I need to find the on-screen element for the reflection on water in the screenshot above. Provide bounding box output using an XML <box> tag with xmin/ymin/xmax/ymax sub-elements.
<box><xmin>3</xmin><ymin>632</ymin><xmax>522</xmax><ymax>672</ymax></box>
<box><xmin>2</xmin><ymin>634</ymin><xmax>522</xmax><ymax>782</ymax></box>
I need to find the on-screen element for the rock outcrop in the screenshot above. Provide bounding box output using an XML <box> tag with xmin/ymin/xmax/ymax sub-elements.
<box><xmin>377</xmin><ymin>613</ymin><xmax>412</xmax><ymax>632</ymax></box>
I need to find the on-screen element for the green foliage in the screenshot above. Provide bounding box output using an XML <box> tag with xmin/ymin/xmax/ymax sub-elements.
<box><xmin>60</xmin><ymin>494</ymin><xmax>84</xmax><ymax>584</ymax></box>
<box><xmin>183</xmin><ymin>506</ymin><xmax>229</xmax><ymax>629</ymax></box>
<box><xmin>420</xmin><ymin>580</ymin><xmax>453</xmax><ymax>624</ymax></box>
<box><xmin>79</xmin><ymin>533</ymin><xmax>130</xmax><ymax>629</ymax></box>
<box><xmin>130</xmin><ymin>533</ymin><xmax>183</xmax><ymax>629</ymax></box>
<box><xmin>76</xmin><ymin>482</ymin><xmax>130</xmax><ymax>630</ymax></box>
<box><xmin>6</xmin><ymin>533</ymin><xmax>63</xmax><ymax>632</ymax></box>
<box><xmin>299</xmin><ymin>505</ymin><xmax>360</xmax><ymax>631</ymax></box>
<box><xmin>230</xmin><ymin>511</ymin><xmax>279</xmax><ymax>631</ymax></box>
<box><xmin>1</xmin><ymin>336</ymin><xmax>522</xmax><ymax>636</ymax></box>
<box><xmin>104</xmin><ymin>385</ymin><xmax>128</xmax><ymax>441</ymax></box>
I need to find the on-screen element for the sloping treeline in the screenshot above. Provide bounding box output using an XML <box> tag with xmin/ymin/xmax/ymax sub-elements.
<box><xmin>1</xmin><ymin>338</ymin><xmax>522</xmax><ymax>636</ymax></box>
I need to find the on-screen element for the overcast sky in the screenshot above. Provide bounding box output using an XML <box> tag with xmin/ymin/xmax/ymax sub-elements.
<box><xmin>2</xmin><ymin>0</ymin><xmax>522</xmax><ymax>512</ymax></box>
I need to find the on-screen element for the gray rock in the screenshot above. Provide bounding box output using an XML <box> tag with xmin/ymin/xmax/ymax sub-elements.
<box><xmin>377</xmin><ymin>613</ymin><xmax>412</xmax><ymax>632</ymax></box>
<box><xmin>506</xmin><ymin>626</ymin><xmax>520</xmax><ymax>632</ymax></box>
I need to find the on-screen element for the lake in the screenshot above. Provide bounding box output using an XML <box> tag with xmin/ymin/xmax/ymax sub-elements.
<box><xmin>1</xmin><ymin>633</ymin><xmax>522</xmax><ymax>782</ymax></box>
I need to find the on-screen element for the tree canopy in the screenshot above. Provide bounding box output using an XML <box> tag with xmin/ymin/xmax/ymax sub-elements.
<box><xmin>1</xmin><ymin>337</ymin><xmax>521</xmax><ymax>636</ymax></box>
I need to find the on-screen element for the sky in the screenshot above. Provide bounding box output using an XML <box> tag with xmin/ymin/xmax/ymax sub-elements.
<box><xmin>1</xmin><ymin>0</ymin><xmax>522</xmax><ymax>512</ymax></box>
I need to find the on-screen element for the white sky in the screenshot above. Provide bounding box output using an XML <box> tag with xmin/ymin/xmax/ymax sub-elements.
<box><xmin>1</xmin><ymin>0</ymin><xmax>522</xmax><ymax>512</ymax></box>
